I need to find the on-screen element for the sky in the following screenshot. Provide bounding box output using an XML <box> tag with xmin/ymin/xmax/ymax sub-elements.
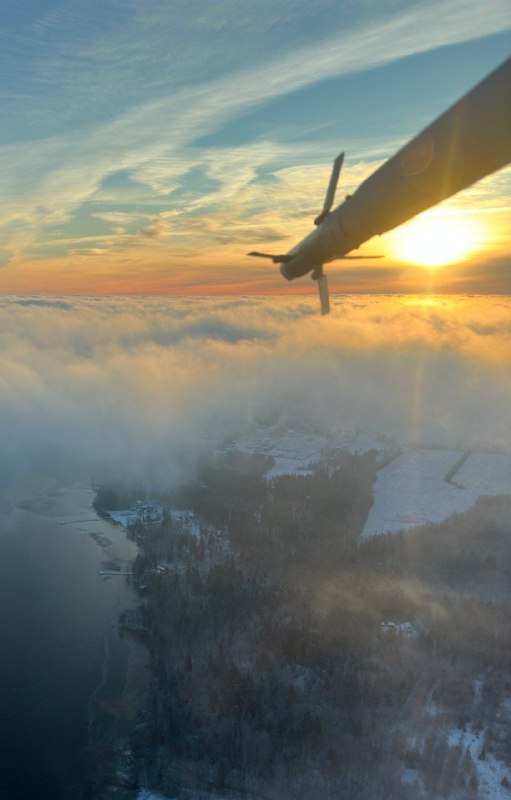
<box><xmin>0</xmin><ymin>0</ymin><xmax>510</xmax><ymax>295</ymax></box>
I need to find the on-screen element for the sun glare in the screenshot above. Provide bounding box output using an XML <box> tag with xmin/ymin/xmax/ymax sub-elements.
<box><xmin>390</xmin><ymin>214</ymin><xmax>484</xmax><ymax>268</ymax></box>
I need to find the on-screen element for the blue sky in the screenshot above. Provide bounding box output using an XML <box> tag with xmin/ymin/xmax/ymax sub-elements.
<box><xmin>1</xmin><ymin>0</ymin><xmax>510</xmax><ymax>293</ymax></box>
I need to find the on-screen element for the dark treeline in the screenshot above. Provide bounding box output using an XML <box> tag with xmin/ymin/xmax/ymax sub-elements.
<box><xmin>100</xmin><ymin>456</ymin><xmax>511</xmax><ymax>799</ymax></box>
<box><xmin>93</xmin><ymin>482</ymin><xmax>141</xmax><ymax>515</ymax></box>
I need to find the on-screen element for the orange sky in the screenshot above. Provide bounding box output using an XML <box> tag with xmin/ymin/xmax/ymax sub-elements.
<box><xmin>1</xmin><ymin>4</ymin><xmax>509</xmax><ymax>298</ymax></box>
<box><xmin>1</xmin><ymin>198</ymin><xmax>509</xmax><ymax>296</ymax></box>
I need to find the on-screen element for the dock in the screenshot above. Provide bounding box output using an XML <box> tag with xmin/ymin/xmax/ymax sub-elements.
<box><xmin>99</xmin><ymin>570</ymin><xmax>132</xmax><ymax>576</ymax></box>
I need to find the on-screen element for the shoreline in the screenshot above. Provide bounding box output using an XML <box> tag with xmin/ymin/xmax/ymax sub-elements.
<box><xmin>88</xmin><ymin>630</ymin><xmax>151</xmax><ymax>799</ymax></box>
<box><xmin>87</xmin><ymin>493</ymin><xmax>152</xmax><ymax>799</ymax></box>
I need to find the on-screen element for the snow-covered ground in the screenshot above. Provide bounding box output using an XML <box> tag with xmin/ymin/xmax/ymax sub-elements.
<box><xmin>222</xmin><ymin>425</ymin><xmax>394</xmax><ymax>480</ymax></box>
<box><xmin>455</xmin><ymin>453</ymin><xmax>511</xmax><ymax>494</ymax></box>
<box><xmin>362</xmin><ymin>449</ymin><xmax>511</xmax><ymax>539</ymax></box>
<box><xmin>347</xmin><ymin>428</ymin><xmax>396</xmax><ymax>457</ymax></box>
<box><xmin>168</xmin><ymin>508</ymin><xmax>201</xmax><ymax>537</ymax></box>
<box><xmin>225</xmin><ymin>427</ymin><xmax>334</xmax><ymax>478</ymax></box>
<box><xmin>448</xmin><ymin>725</ymin><xmax>511</xmax><ymax>800</ymax></box>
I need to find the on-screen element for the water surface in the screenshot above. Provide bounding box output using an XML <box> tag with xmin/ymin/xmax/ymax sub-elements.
<box><xmin>0</xmin><ymin>478</ymin><xmax>138</xmax><ymax>799</ymax></box>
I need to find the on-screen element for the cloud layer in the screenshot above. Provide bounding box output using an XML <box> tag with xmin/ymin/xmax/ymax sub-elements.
<box><xmin>1</xmin><ymin>295</ymin><xmax>510</xmax><ymax>490</ymax></box>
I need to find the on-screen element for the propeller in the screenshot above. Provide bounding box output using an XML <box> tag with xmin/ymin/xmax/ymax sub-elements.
<box><xmin>247</xmin><ymin>152</ymin><xmax>383</xmax><ymax>314</ymax></box>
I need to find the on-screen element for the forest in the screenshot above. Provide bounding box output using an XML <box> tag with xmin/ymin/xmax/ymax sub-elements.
<box><xmin>95</xmin><ymin>451</ymin><xmax>511</xmax><ymax>799</ymax></box>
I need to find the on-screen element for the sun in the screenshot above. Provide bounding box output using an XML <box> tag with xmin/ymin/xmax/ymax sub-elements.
<box><xmin>390</xmin><ymin>213</ymin><xmax>484</xmax><ymax>268</ymax></box>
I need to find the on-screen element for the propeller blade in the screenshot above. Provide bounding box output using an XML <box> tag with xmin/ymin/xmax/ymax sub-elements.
<box><xmin>247</xmin><ymin>251</ymin><xmax>292</xmax><ymax>263</ymax></box>
<box><xmin>314</xmin><ymin>152</ymin><xmax>344</xmax><ymax>227</ymax></box>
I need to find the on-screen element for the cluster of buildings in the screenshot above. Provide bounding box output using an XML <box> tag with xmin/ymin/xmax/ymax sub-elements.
<box><xmin>380</xmin><ymin>621</ymin><xmax>419</xmax><ymax>639</ymax></box>
<box><xmin>107</xmin><ymin>500</ymin><xmax>164</xmax><ymax>528</ymax></box>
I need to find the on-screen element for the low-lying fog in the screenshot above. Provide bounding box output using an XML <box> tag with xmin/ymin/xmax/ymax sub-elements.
<box><xmin>1</xmin><ymin>294</ymin><xmax>510</xmax><ymax>490</ymax></box>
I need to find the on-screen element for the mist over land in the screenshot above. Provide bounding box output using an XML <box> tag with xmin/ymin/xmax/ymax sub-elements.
<box><xmin>1</xmin><ymin>294</ymin><xmax>510</xmax><ymax>492</ymax></box>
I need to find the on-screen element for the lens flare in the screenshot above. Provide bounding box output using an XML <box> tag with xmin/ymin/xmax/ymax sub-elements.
<box><xmin>390</xmin><ymin>214</ymin><xmax>485</xmax><ymax>268</ymax></box>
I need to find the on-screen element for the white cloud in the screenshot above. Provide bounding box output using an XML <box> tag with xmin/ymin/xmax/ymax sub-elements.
<box><xmin>0</xmin><ymin>295</ymin><xmax>509</xmax><ymax>490</ymax></box>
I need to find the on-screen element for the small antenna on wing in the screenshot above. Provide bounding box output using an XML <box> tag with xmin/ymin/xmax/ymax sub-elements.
<box><xmin>311</xmin><ymin>265</ymin><xmax>329</xmax><ymax>315</ymax></box>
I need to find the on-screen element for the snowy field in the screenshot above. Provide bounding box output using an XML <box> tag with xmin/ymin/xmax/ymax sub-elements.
<box><xmin>447</xmin><ymin>724</ymin><xmax>511</xmax><ymax>800</ymax></box>
<box><xmin>224</xmin><ymin>426</ymin><xmax>394</xmax><ymax>480</ymax></box>
<box><xmin>227</xmin><ymin>427</ymin><xmax>334</xmax><ymax>478</ymax></box>
<box><xmin>362</xmin><ymin>449</ymin><xmax>511</xmax><ymax>539</ymax></box>
<box><xmin>455</xmin><ymin>452</ymin><xmax>511</xmax><ymax>495</ymax></box>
